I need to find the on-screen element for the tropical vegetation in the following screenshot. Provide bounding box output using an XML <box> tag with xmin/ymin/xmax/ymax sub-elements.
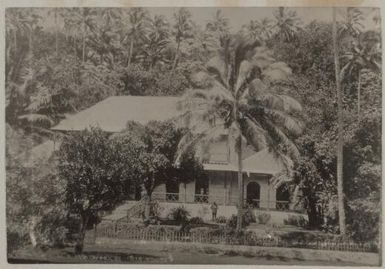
<box><xmin>5</xmin><ymin>6</ymin><xmax>381</xmax><ymax>255</ymax></box>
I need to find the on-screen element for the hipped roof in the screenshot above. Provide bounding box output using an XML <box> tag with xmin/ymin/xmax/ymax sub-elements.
<box><xmin>52</xmin><ymin>96</ymin><xmax>285</xmax><ymax>176</ymax></box>
<box><xmin>52</xmin><ymin>96</ymin><xmax>181</xmax><ymax>132</ymax></box>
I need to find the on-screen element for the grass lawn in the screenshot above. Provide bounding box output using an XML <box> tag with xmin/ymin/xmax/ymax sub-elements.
<box><xmin>9</xmin><ymin>240</ymin><xmax>377</xmax><ymax>265</ymax></box>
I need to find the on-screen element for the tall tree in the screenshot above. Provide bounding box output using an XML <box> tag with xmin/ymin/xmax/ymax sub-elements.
<box><xmin>332</xmin><ymin>7</ymin><xmax>346</xmax><ymax>236</ymax></box>
<box><xmin>113</xmin><ymin>121</ymin><xmax>204</xmax><ymax>220</ymax></box>
<box><xmin>177</xmin><ymin>35</ymin><xmax>303</xmax><ymax>231</ymax></box>
<box><xmin>242</xmin><ymin>18</ymin><xmax>272</xmax><ymax>43</ymax></box>
<box><xmin>125</xmin><ymin>7</ymin><xmax>149</xmax><ymax>66</ymax></box>
<box><xmin>47</xmin><ymin>8</ymin><xmax>61</xmax><ymax>57</ymax></box>
<box><xmin>140</xmin><ymin>15</ymin><xmax>170</xmax><ymax>70</ymax></box>
<box><xmin>206</xmin><ymin>10</ymin><xmax>230</xmax><ymax>45</ymax></box>
<box><xmin>273</xmin><ymin>7</ymin><xmax>302</xmax><ymax>42</ymax></box>
<box><xmin>172</xmin><ymin>8</ymin><xmax>193</xmax><ymax>70</ymax></box>
<box><xmin>59</xmin><ymin>127</ymin><xmax>136</xmax><ymax>253</ymax></box>
<box><xmin>338</xmin><ymin>7</ymin><xmax>364</xmax><ymax>39</ymax></box>
<box><xmin>81</xmin><ymin>8</ymin><xmax>97</xmax><ymax>63</ymax></box>
<box><xmin>64</xmin><ymin>8</ymin><xmax>96</xmax><ymax>63</ymax></box>
<box><xmin>341</xmin><ymin>31</ymin><xmax>381</xmax><ymax>114</ymax></box>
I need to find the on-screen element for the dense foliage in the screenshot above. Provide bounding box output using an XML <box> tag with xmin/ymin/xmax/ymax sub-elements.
<box><xmin>57</xmin><ymin>122</ymin><xmax>204</xmax><ymax>251</ymax></box>
<box><xmin>5</xmin><ymin>6</ymin><xmax>381</xmax><ymax>253</ymax></box>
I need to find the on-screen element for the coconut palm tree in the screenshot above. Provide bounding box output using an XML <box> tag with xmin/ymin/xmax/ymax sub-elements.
<box><xmin>140</xmin><ymin>15</ymin><xmax>170</xmax><ymax>69</ymax></box>
<box><xmin>258</xmin><ymin>18</ymin><xmax>274</xmax><ymax>41</ymax></box>
<box><xmin>101</xmin><ymin>8</ymin><xmax>122</xmax><ymax>28</ymax></box>
<box><xmin>172</xmin><ymin>8</ymin><xmax>193</xmax><ymax>70</ymax></box>
<box><xmin>176</xmin><ymin>35</ymin><xmax>303</xmax><ymax>231</ymax></box>
<box><xmin>81</xmin><ymin>8</ymin><xmax>97</xmax><ymax>63</ymax></box>
<box><xmin>64</xmin><ymin>8</ymin><xmax>97</xmax><ymax>63</ymax></box>
<box><xmin>332</xmin><ymin>7</ymin><xmax>346</xmax><ymax>236</ymax></box>
<box><xmin>242</xmin><ymin>20</ymin><xmax>260</xmax><ymax>41</ymax></box>
<box><xmin>338</xmin><ymin>7</ymin><xmax>364</xmax><ymax>39</ymax></box>
<box><xmin>273</xmin><ymin>7</ymin><xmax>302</xmax><ymax>42</ymax></box>
<box><xmin>206</xmin><ymin>10</ymin><xmax>230</xmax><ymax>45</ymax></box>
<box><xmin>125</xmin><ymin>7</ymin><xmax>149</xmax><ymax>66</ymax></box>
<box><xmin>5</xmin><ymin>9</ymin><xmax>30</xmax><ymax>55</ymax></box>
<box><xmin>341</xmin><ymin>31</ymin><xmax>381</xmax><ymax>114</ymax></box>
<box><xmin>242</xmin><ymin>18</ymin><xmax>273</xmax><ymax>43</ymax></box>
<box><xmin>47</xmin><ymin>8</ymin><xmax>62</xmax><ymax>57</ymax></box>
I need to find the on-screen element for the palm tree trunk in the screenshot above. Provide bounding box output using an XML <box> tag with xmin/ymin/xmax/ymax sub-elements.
<box><xmin>13</xmin><ymin>30</ymin><xmax>17</xmax><ymax>53</ymax></box>
<box><xmin>82</xmin><ymin>20</ymin><xmax>86</xmax><ymax>63</ymax></box>
<box><xmin>55</xmin><ymin>8</ymin><xmax>58</xmax><ymax>57</ymax></box>
<box><xmin>127</xmin><ymin>38</ymin><xmax>134</xmax><ymax>66</ymax></box>
<box><xmin>357</xmin><ymin>69</ymin><xmax>361</xmax><ymax>115</ymax></box>
<box><xmin>29</xmin><ymin>32</ymin><xmax>33</xmax><ymax>55</ymax></box>
<box><xmin>74</xmin><ymin>37</ymin><xmax>77</xmax><ymax>61</ymax></box>
<box><xmin>28</xmin><ymin>216</ymin><xmax>38</xmax><ymax>247</ymax></box>
<box><xmin>172</xmin><ymin>39</ymin><xmax>181</xmax><ymax>71</ymax></box>
<box><xmin>332</xmin><ymin>7</ymin><xmax>346</xmax><ymax>236</ymax></box>
<box><xmin>236</xmin><ymin>134</ymin><xmax>244</xmax><ymax>232</ymax></box>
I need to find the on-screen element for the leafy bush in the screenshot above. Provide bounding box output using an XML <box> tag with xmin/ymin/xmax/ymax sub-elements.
<box><xmin>146</xmin><ymin>225</ymin><xmax>180</xmax><ymax>234</ymax></box>
<box><xmin>150</xmin><ymin>200</ymin><xmax>164</xmax><ymax>219</ymax></box>
<box><xmin>215</xmin><ymin>216</ymin><xmax>227</xmax><ymax>224</ymax></box>
<box><xmin>226</xmin><ymin>215</ymin><xmax>238</xmax><ymax>229</ymax></box>
<box><xmin>169</xmin><ymin>206</ymin><xmax>190</xmax><ymax>225</ymax></box>
<box><xmin>347</xmin><ymin>201</ymin><xmax>380</xmax><ymax>243</ymax></box>
<box><xmin>244</xmin><ymin>208</ymin><xmax>256</xmax><ymax>224</ymax></box>
<box><xmin>283</xmin><ymin>215</ymin><xmax>308</xmax><ymax>228</ymax></box>
<box><xmin>7</xmin><ymin>228</ymin><xmax>28</xmax><ymax>255</ymax></box>
<box><xmin>189</xmin><ymin>217</ymin><xmax>204</xmax><ymax>225</ymax></box>
<box><xmin>257</xmin><ymin>213</ymin><xmax>271</xmax><ymax>224</ymax></box>
<box><xmin>226</xmin><ymin>210</ymin><xmax>256</xmax><ymax>229</ymax></box>
<box><xmin>190</xmin><ymin>227</ymin><xmax>212</xmax><ymax>235</ymax></box>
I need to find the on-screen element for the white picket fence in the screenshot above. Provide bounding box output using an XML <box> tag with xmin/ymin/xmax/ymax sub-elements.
<box><xmin>92</xmin><ymin>223</ymin><xmax>377</xmax><ymax>253</ymax></box>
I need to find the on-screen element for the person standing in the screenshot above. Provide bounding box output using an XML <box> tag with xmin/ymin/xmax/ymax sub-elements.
<box><xmin>210</xmin><ymin>202</ymin><xmax>218</xmax><ymax>221</ymax></box>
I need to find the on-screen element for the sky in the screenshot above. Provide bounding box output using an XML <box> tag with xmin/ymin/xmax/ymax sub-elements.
<box><xmin>22</xmin><ymin>6</ymin><xmax>380</xmax><ymax>33</ymax></box>
<box><xmin>146</xmin><ymin>7</ymin><xmax>378</xmax><ymax>31</ymax></box>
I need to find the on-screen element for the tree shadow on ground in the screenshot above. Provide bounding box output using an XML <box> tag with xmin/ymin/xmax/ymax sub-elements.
<box><xmin>63</xmin><ymin>250</ymin><xmax>161</xmax><ymax>263</ymax></box>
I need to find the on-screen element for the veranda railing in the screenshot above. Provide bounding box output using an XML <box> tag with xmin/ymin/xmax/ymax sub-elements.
<box><xmin>151</xmin><ymin>192</ymin><xmax>292</xmax><ymax>212</ymax></box>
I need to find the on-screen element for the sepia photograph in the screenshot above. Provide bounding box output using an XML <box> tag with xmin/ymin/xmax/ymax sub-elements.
<box><xmin>3</xmin><ymin>1</ymin><xmax>383</xmax><ymax>266</ymax></box>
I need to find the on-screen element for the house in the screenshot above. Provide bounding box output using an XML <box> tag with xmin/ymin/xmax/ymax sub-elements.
<box><xmin>52</xmin><ymin>96</ymin><xmax>302</xmax><ymax>222</ymax></box>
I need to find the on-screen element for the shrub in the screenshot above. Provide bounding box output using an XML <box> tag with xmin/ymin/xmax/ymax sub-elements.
<box><xmin>257</xmin><ymin>213</ymin><xmax>271</xmax><ymax>224</ymax></box>
<box><xmin>150</xmin><ymin>200</ymin><xmax>164</xmax><ymax>219</ymax></box>
<box><xmin>226</xmin><ymin>215</ymin><xmax>238</xmax><ymax>229</ymax></box>
<box><xmin>283</xmin><ymin>215</ymin><xmax>308</xmax><ymax>228</ymax></box>
<box><xmin>189</xmin><ymin>216</ymin><xmax>204</xmax><ymax>225</ymax></box>
<box><xmin>169</xmin><ymin>206</ymin><xmax>190</xmax><ymax>225</ymax></box>
<box><xmin>226</xmin><ymin>210</ymin><xmax>255</xmax><ymax>229</ymax></box>
<box><xmin>7</xmin><ymin>228</ymin><xmax>28</xmax><ymax>255</ymax></box>
<box><xmin>215</xmin><ymin>216</ymin><xmax>227</xmax><ymax>224</ymax></box>
<box><xmin>146</xmin><ymin>225</ymin><xmax>179</xmax><ymax>234</ymax></box>
<box><xmin>244</xmin><ymin>208</ymin><xmax>256</xmax><ymax>224</ymax></box>
<box><xmin>190</xmin><ymin>227</ymin><xmax>212</xmax><ymax>235</ymax></box>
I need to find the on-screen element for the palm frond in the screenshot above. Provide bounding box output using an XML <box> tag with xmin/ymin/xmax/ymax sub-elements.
<box><xmin>252</xmin><ymin>47</ymin><xmax>275</xmax><ymax>69</ymax></box>
<box><xmin>263</xmin><ymin>120</ymin><xmax>300</xmax><ymax>161</ymax></box>
<box><xmin>262</xmin><ymin>61</ymin><xmax>292</xmax><ymax>81</ymax></box>
<box><xmin>206</xmin><ymin>56</ymin><xmax>229</xmax><ymax>89</ymax></box>
<box><xmin>241</xmin><ymin>117</ymin><xmax>267</xmax><ymax>151</ymax></box>
<box><xmin>18</xmin><ymin>114</ymin><xmax>54</xmax><ymax>128</ymax></box>
<box><xmin>175</xmin><ymin>124</ymin><xmax>226</xmax><ymax>164</ymax></box>
<box><xmin>263</xmin><ymin>108</ymin><xmax>304</xmax><ymax>136</ymax></box>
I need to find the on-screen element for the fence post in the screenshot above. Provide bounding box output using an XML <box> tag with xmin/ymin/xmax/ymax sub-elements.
<box><xmin>93</xmin><ymin>224</ymin><xmax>97</xmax><ymax>243</ymax></box>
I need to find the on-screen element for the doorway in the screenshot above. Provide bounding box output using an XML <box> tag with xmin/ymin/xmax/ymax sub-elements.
<box><xmin>246</xmin><ymin>181</ymin><xmax>260</xmax><ymax>208</ymax></box>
